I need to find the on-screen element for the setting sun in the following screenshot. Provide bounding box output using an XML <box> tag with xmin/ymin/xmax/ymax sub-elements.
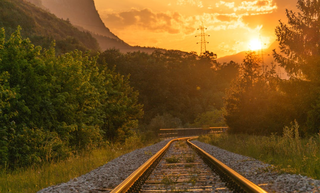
<box><xmin>249</xmin><ymin>39</ymin><xmax>262</xmax><ymax>51</ymax></box>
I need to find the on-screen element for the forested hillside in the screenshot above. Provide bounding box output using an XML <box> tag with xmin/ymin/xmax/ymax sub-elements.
<box><xmin>0</xmin><ymin>0</ymin><xmax>99</xmax><ymax>54</ymax></box>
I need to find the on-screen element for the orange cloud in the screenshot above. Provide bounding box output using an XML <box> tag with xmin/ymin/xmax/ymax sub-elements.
<box><xmin>177</xmin><ymin>0</ymin><xmax>204</xmax><ymax>8</ymax></box>
<box><xmin>234</xmin><ymin>0</ymin><xmax>277</xmax><ymax>12</ymax></box>
<box><xmin>102</xmin><ymin>8</ymin><xmax>196</xmax><ymax>34</ymax></box>
<box><xmin>215</xmin><ymin>0</ymin><xmax>277</xmax><ymax>13</ymax></box>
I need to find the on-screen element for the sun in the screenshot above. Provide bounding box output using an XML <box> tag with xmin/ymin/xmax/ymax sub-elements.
<box><xmin>249</xmin><ymin>39</ymin><xmax>262</xmax><ymax>51</ymax></box>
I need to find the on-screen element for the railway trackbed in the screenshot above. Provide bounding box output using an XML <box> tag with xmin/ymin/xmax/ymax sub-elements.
<box><xmin>111</xmin><ymin>138</ymin><xmax>268</xmax><ymax>193</ymax></box>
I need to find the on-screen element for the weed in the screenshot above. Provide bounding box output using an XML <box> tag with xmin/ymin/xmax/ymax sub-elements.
<box><xmin>184</xmin><ymin>164</ymin><xmax>194</xmax><ymax>168</ymax></box>
<box><xmin>144</xmin><ymin>151</ymin><xmax>153</xmax><ymax>156</ymax></box>
<box><xmin>165</xmin><ymin>156</ymin><xmax>180</xmax><ymax>163</ymax></box>
<box><xmin>161</xmin><ymin>175</ymin><xmax>174</xmax><ymax>186</ymax></box>
<box><xmin>188</xmin><ymin>175</ymin><xmax>198</xmax><ymax>186</ymax></box>
<box><xmin>161</xmin><ymin>174</ymin><xmax>180</xmax><ymax>186</ymax></box>
<box><xmin>185</xmin><ymin>154</ymin><xmax>195</xmax><ymax>163</ymax></box>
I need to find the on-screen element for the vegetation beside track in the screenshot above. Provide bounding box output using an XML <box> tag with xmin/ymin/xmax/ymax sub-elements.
<box><xmin>0</xmin><ymin>134</ymin><xmax>159</xmax><ymax>193</ymax></box>
<box><xmin>198</xmin><ymin>121</ymin><xmax>320</xmax><ymax>180</ymax></box>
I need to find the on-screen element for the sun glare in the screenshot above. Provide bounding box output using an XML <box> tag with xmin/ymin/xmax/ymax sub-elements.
<box><xmin>249</xmin><ymin>39</ymin><xmax>262</xmax><ymax>51</ymax></box>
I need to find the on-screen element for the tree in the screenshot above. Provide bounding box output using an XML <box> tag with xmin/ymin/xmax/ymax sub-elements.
<box><xmin>274</xmin><ymin>0</ymin><xmax>320</xmax><ymax>134</ymax></box>
<box><xmin>224</xmin><ymin>52</ymin><xmax>283</xmax><ymax>134</ymax></box>
<box><xmin>274</xmin><ymin>0</ymin><xmax>320</xmax><ymax>80</ymax></box>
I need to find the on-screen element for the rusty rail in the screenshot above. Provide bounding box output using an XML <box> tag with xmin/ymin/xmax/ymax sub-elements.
<box><xmin>187</xmin><ymin>139</ymin><xmax>268</xmax><ymax>193</ymax></box>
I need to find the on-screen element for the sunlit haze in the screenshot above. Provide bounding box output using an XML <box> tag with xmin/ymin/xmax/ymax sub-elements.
<box><xmin>249</xmin><ymin>38</ymin><xmax>262</xmax><ymax>51</ymax></box>
<box><xmin>94</xmin><ymin>0</ymin><xmax>297</xmax><ymax>57</ymax></box>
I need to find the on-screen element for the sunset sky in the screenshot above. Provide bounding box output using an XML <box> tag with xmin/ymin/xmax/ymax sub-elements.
<box><xmin>94</xmin><ymin>0</ymin><xmax>297</xmax><ymax>57</ymax></box>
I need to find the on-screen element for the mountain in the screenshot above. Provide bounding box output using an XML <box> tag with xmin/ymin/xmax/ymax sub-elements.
<box><xmin>41</xmin><ymin>0</ymin><xmax>117</xmax><ymax>39</ymax></box>
<box><xmin>217</xmin><ymin>41</ymin><xmax>288</xmax><ymax>79</ymax></box>
<box><xmin>37</xmin><ymin>0</ymin><xmax>155</xmax><ymax>53</ymax></box>
<box><xmin>0</xmin><ymin>0</ymin><xmax>99</xmax><ymax>54</ymax></box>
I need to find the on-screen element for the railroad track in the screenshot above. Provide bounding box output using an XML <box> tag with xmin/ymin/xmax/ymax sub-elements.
<box><xmin>111</xmin><ymin>137</ymin><xmax>268</xmax><ymax>193</ymax></box>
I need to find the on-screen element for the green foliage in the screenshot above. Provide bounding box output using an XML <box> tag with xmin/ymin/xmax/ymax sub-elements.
<box><xmin>192</xmin><ymin>109</ymin><xmax>226</xmax><ymax>127</ymax></box>
<box><xmin>0</xmin><ymin>72</ymin><xmax>18</xmax><ymax>166</ymax></box>
<box><xmin>99</xmin><ymin>49</ymin><xmax>238</xmax><ymax>127</ymax></box>
<box><xmin>0</xmin><ymin>28</ymin><xmax>143</xmax><ymax>168</ymax></box>
<box><xmin>165</xmin><ymin>156</ymin><xmax>180</xmax><ymax>163</ymax></box>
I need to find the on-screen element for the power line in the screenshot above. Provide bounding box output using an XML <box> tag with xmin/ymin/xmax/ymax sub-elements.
<box><xmin>195</xmin><ymin>23</ymin><xmax>209</xmax><ymax>56</ymax></box>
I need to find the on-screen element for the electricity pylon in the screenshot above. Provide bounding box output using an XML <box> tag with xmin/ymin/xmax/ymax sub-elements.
<box><xmin>195</xmin><ymin>23</ymin><xmax>209</xmax><ymax>56</ymax></box>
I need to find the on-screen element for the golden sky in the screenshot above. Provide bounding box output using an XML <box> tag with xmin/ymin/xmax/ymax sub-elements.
<box><xmin>94</xmin><ymin>0</ymin><xmax>297</xmax><ymax>57</ymax></box>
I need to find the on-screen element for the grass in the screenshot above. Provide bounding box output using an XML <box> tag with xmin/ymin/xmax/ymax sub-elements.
<box><xmin>165</xmin><ymin>156</ymin><xmax>180</xmax><ymax>163</ymax></box>
<box><xmin>198</xmin><ymin>121</ymin><xmax>320</xmax><ymax>179</ymax></box>
<box><xmin>0</xmin><ymin>134</ymin><xmax>159</xmax><ymax>193</ymax></box>
<box><xmin>185</xmin><ymin>154</ymin><xmax>195</xmax><ymax>163</ymax></box>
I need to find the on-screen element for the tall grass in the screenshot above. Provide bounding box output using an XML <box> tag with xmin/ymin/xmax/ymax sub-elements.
<box><xmin>0</xmin><ymin>133</ymin><xmax>159</xmax><ymax>193</ymax></box>
<box><xmin>198</xmin><ymin>121</ymin><xmax>320</xmax><ymax>179</ymax></box>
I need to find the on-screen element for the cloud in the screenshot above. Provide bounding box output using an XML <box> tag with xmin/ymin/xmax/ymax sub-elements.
<box><xmin>102</xmin><ymin>8</ymin><xmax>197</xmax><ymax>34</ymax></box>
<box><xmin>216</xmin><ymin>14</ymin><xmax>238</xmax><ymax>22</ymax></box>
<box><xmin>215</xmin><ymin>1</ymin><xmax>235</xmax><ymax>9</ymax></box>
<box><xmin>177</xmin><ymin>0</ymin><xmax>204</xmax><ymax>8</ymax></box>
<box><xmin>215</xmin><ymin>0</ymin><xmax>277</xmax><ymax>13</ymax></box>
<box><xmin>242</xmin><ymin>11</ymin><xmax>279</xmax><ymax>34</ymax></box>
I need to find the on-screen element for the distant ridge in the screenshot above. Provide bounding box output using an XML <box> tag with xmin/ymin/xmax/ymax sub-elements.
<box><xmin>1</xmin><ymin>0</ymin><xmax>99</xmax><ymax>53</ymax></box>
<box><xmin>27</xmin><ymin>0</ymin><xmax>155</xmax><ymax>53</ymax></box>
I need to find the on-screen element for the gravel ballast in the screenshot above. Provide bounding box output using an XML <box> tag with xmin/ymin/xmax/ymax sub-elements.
<box><xmin>38</xmin><ymin>139</ymin><xmax>320</xmax><ymax>193</ymax></box>
<box><xmin>192</xmin><ymin>141</ymin><xmax>320</xmax><ymax>193</ymax></box>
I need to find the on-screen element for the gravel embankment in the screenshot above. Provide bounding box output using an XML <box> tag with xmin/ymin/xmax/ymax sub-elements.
<box><xmin>192</xmin><ymin>141</ymin><xmax>320</xmax><ymax>193</ymax></box>
<box><xmin>38</xmin><ymin>140</ymin><xmax>320</xmax><ymax>193</ymax></box>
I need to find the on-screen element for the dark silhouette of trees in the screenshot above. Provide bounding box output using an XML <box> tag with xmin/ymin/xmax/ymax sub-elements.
<box><xmin>274</xmin><ymin>0</ymin><xmax>320</xmax><ymax>134</ymax></box>
<box><xmin>224</xmin><ymin>52</ymin><xmax>283</xmax><ymax>134</ymax></box>
<box><xmin>99</xmin><ymin>49</ymin><xmax>238</xmax><ymax>127</ymax></box>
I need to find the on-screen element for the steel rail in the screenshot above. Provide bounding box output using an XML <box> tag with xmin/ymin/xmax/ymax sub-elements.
<box><xmin>187</xmin><ymin>139</ymin><xmax>268</xmax><ymax>193</ymax></box>
<box><xmin>110</xmin><ymin>137</ymin><xmax>194</xmax><ymax>193</ymax></box>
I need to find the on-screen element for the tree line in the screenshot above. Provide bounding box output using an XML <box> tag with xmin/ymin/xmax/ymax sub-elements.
<box><xmin>0</xmin><ymin>27</ymin><xmax>238</xmax><ymax>169</ymax></box>
<box><xmin>99</xmin><ymin>50</ymin><xmax>238</xmax><ymax>133</ymax></box>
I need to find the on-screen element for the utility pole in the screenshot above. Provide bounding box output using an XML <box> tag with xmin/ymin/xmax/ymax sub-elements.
<box><xmin>195</xmin><ymin>23</ymin><xmax>209</xmax><ymax>56</ymax></box>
